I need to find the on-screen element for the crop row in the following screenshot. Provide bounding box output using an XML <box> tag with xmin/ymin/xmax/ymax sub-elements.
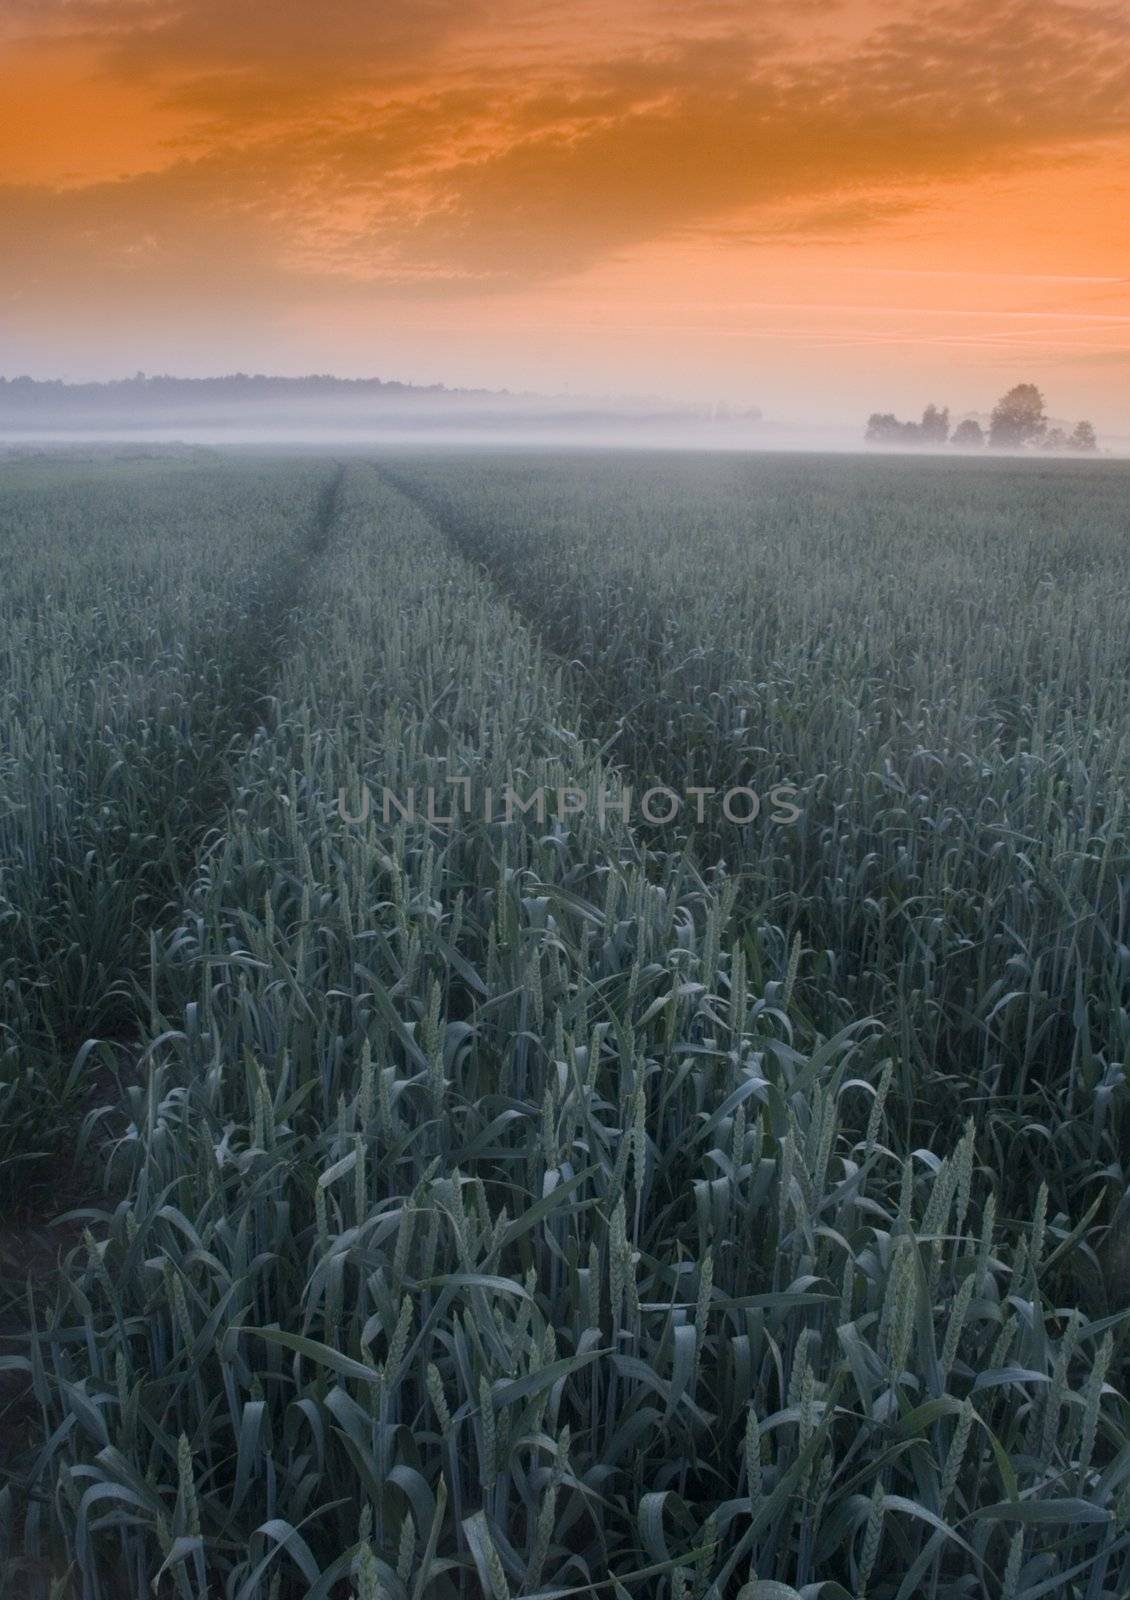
<box><xmin>377</xmin><ymin>452</ymin><xmax>1130</xmax><ymax>1215</ymax></box>
<box><xmin>0</xmin><ymin>457</ymin><xmax>338</xmax><ymax>1189</ymax></box>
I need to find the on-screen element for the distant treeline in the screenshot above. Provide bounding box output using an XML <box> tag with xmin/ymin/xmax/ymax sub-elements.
<box><xmin>866</xmin><ymin>384</ymin><xmax>1098</xmax><ymax>452</ymax></box>
<box><xmin>0</xmin><ymin>374</ymin><xmax>761</xmax><ymax>432</ymax></box>
<box><xmin>0</xmin><ymin>372</ymin><xmax>496</xmax><ymax>406</ymax></box>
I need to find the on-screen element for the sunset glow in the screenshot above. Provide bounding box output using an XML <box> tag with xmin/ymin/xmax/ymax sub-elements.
<box><xmin>2</xmin><ymin>0</ymin><xmax>1127</xmax><ymax>432</ymax></box>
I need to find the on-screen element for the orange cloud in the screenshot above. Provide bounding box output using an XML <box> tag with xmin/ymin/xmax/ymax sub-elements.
<box><xmin>1</xmin><ymin>0</ymin><xmax>1127</xmax><ymax>424</ymax></box>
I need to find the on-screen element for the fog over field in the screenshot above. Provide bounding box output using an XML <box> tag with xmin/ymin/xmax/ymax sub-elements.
<box><xmin>0</xmin><ymin>374</ymin><xmax>788</xmax><ymax>451</ymax></box>
<box><xmin>3</xmin><ymin>375</ymin><xmax>1122</xmax><ymax>456</ymax></box>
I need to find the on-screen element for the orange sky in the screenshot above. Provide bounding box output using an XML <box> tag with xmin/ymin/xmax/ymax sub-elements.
<box><xmin>1</xmin><ymin>0</ymin><xmax>1128</xmax><ymax>432</ymax></box>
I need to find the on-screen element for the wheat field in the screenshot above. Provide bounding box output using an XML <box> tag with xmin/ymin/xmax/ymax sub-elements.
<box><xmin>2</xmin><ymin>449</ymin><xmax>1129</xmax><ymax>1600</ymax></box>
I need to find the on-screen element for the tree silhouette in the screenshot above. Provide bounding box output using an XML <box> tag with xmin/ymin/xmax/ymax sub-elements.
<box><xmin>920</xmin><ymin>404</ymin><xmax>950</xmax><ymax>444</ymax></box>
<box><xmin>865</xmin><ymin>390</ymin><xmax>1096</xmax><ymax>455</ymax></box>
<box><xmin>865</xmin><ymin>404</ymin><xmax>950</xmax><ymax>446</ymax></box>
<box><xmin>951</xmin><ymin>419</ymin><xmax>984</xmax><ymax>447</ymax></box>
<box><xmin>866</xmin><ymin>412</ymin><xmax>913</xmax><ymax>443</ymax></box>
<box><xmin>989</xmin><ymin>383</ymin><xmax>1047</xmax><ymax>449</ymax></box>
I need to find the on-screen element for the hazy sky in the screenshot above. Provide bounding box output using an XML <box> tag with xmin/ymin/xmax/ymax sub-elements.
<box><xmin>2</xmin><ymin>0</ymin><xmax>1128</xmax><ymax>430</ymax></box>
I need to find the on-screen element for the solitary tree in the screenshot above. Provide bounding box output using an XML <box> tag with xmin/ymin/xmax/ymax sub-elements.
<box><xmin>1069</xmin><ymin>420</ymin><xmax>1098</xmax><ymax>453</ymax></box>
<box><xmin>951</xmin><ymin>418</ymin><xmax>984</xmax><ymax>448</ymax></box>
<box><xmin>989</xmin><ymin>383</ymin><xmax>1047</xmax><ymax>449</ymax></box>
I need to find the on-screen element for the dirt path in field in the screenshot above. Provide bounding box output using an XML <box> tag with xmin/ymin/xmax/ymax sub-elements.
<box><xmin>229</xmin><ymin>459</ymin><xmax>343</xmax><ymax>742</ymax></box>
